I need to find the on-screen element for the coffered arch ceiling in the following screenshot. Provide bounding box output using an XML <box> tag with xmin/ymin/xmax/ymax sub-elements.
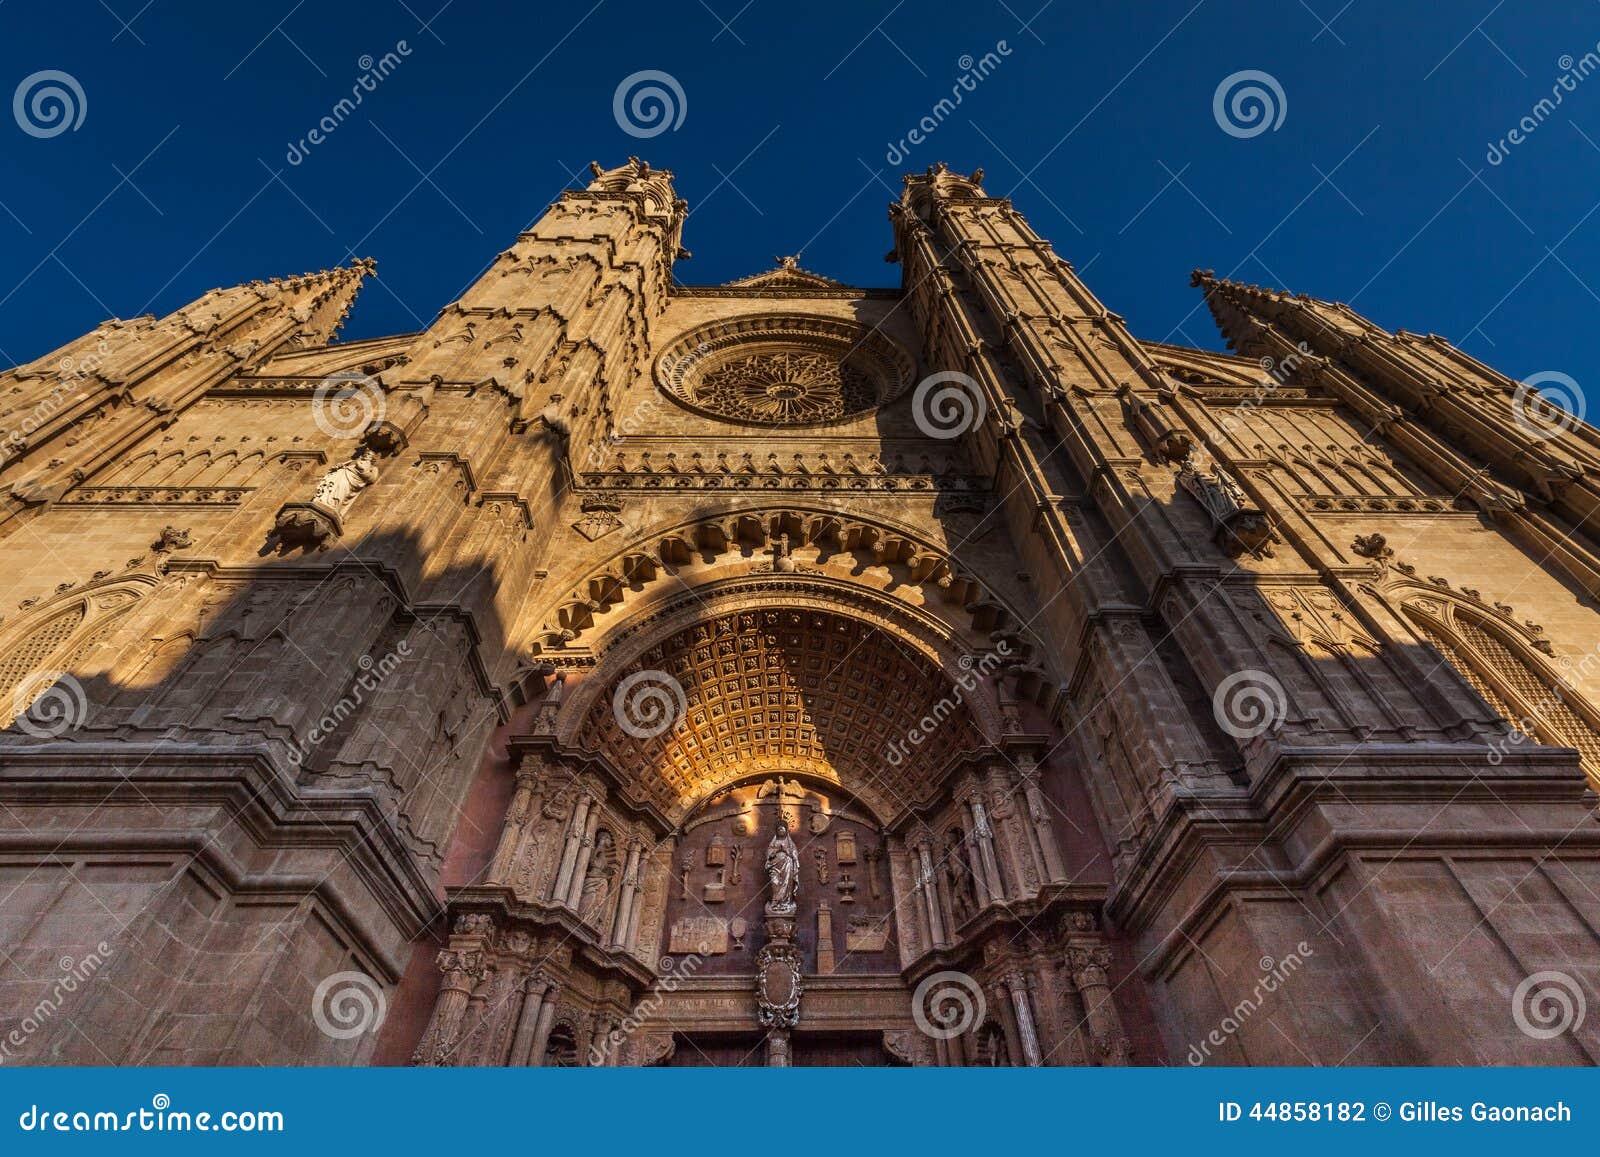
<box><xmin>564</xmin><ymin>598</ymin><xmax>995</xmax><ymax>825</ymax></box>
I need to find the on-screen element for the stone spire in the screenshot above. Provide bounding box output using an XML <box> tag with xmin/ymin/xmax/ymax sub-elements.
<box><xmin>1193</xmin><ymin>268</ymin><xmax>1600</xmax><ymax>596</ymax></box>
<box><xmin>0</xmin><ymin>258</ymin><xmax>377</xmax><ymax>534</ymax></box>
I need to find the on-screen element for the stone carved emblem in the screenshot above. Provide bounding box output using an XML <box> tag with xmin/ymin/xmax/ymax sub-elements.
<box><xmin>755</xmin><ymin>941</ymin><xmax>803</xmax><ymax>1030</ymax></box>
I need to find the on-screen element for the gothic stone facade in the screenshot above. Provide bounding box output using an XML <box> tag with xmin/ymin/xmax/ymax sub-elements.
<box><xmin>3</xmin><ymin>159</ymin><xmax>1600</xmax><ymax>1066</ymax></box>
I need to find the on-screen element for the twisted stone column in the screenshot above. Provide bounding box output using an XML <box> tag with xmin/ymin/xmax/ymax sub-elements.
<box><xmin>610</xmin><ymin>841</ymin><xmax>643</xmax><ymax>946</ymax></box>
<box><xmin>968</xmin><ymin>797</ymin><xmax>1006</xmax><ymax>901</ymax></box>
<box><xmin>527</xmin><ymin>993</ymin><xmax>560</xmax><ymax>1066</ymax></box>
<box><xmin>914</xmin><ymin>839</ymin><xmax>946</xmax><ymax>946</ymax></box>
<box><xmin>1018</xmin><ymin>762</ymin><xmax>1067</xmax><ymax>883</ymax></box>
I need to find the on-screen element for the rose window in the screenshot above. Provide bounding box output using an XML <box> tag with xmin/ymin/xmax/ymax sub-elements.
<box><xmin>655</xmin><ymin>316</ymin><xmax>915</xmax><ymax>427</ymax></box>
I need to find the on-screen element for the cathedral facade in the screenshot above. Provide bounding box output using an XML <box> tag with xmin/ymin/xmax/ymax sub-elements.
<box><xmin>3</xmin><ymin>158</ymin><xmax>1600</xmax><ymax>1066</ymax></box>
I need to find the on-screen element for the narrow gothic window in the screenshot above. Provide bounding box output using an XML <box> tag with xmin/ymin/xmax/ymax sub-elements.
<box><xmin>0</xmin><ymin>603</ymin><xmax>86</xmax><ymax>720</ymax></box>
<box><xmin>1405</xmin><ymin>602</ymin><xmax>1600</xmax><ymax>777</ymax></box>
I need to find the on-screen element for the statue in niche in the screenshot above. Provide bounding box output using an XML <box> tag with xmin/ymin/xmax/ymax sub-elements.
<box><xmin>580</xmin><ymin>832</ymin><xmax>617</xmax><ymax>925</ymax></box>
<box><xmin>765</xmin><ymin>819</ymin><xmax>799</xmax><ymax>914</ymax></box>
<box><xmin>310</xmin><ymin>446</ymin><xmax>380</xmax><ymax>518</ymax></box>
<box><xmin>976</xmin><ymin>1023</ymin><xmax>1009</xmax><ymax>1067</ymax></box>
<box><xmin>945</xmin><ymin>832</ymin><xmax>977</xmax><ymax>921</ymax></box>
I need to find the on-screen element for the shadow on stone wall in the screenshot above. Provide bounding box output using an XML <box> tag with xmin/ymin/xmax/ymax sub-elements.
<box><xmin>0</xmin><ymin>479</ymin><xmax>1597</xmax><ymax>1067</ymax></box>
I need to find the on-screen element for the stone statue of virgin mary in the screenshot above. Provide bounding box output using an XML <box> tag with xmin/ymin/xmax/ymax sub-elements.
<box><xmin>765</xmin><ymin>820</ymin><xmax>799</xmax><ymax>913</ymax></box>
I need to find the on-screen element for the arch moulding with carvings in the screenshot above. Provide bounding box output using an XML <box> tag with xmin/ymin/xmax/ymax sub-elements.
<box><xmin>513</xmin><ymin>502</ymin><xmax>1040</xmax><ymax>665</ymax></box>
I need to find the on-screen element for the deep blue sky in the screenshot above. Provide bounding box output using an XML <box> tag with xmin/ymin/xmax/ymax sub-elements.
<box><xmin>2</xmin><ymin>1</ymin><xmax>1597</xmax><ymax>406</ymax></box>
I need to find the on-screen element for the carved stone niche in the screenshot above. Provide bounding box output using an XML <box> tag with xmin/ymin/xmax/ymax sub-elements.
<box><xmin>273</xmin><ymin>447</ymin><xmax>379</xmax><ymax>550</ymax></box>
<box><xmin>272</xmin><ymin>501</ymin><xmax>342</xmax><ymax>550</ymax></box>
<box><xmin>1175</xmin><ymin>450</ymin><xmax>1273</xmax><ymax>556</ymax></box>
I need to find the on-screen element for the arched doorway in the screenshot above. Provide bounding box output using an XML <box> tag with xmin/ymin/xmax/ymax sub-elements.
<box><xmin>413</xmin><ymin>589</ymin><xmax>1140</xmax><ymax>1067</ymax></box>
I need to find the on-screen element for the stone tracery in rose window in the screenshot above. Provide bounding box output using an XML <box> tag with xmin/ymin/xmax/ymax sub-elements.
<box><xmin>654</xmin><ymin>315</ymin><xmax>916</xmax><ymax>428</ymax></box>
<box><xmin>693</xmin><ymin>347</ymin><xmax>878</xmax><ymax>425</ymax></box>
